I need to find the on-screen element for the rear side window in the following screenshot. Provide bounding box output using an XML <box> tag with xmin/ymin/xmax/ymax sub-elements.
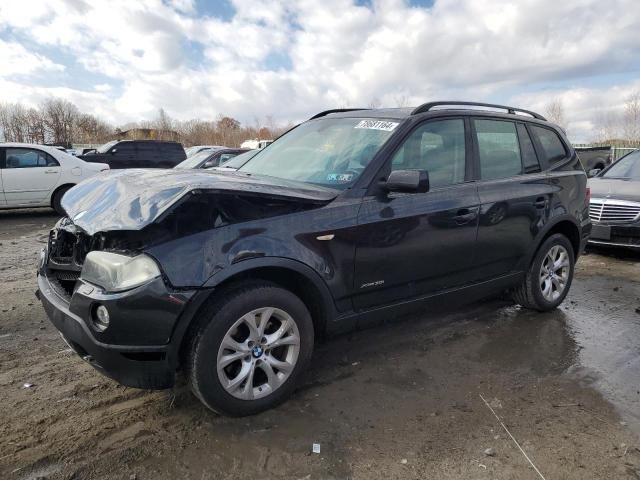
<box><xmin>517</xmin><ymin>124</ymin><xmax>540</xmax><ymax>173</ymax></box>
<box><xmin>530</xmin><ymin>126</ymin><xmax>567</xmax><ymax>164</ymax></box>
<box><xmin>474</xmin><ymin>120</ymin><xmax>522</xmax><ymax>180</ymax></box>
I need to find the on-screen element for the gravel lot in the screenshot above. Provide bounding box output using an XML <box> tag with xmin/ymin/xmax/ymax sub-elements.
<box><xmin>1</xmin><ymin>208</ymin><xmax>639</xmax><ymax>480</ymax></box>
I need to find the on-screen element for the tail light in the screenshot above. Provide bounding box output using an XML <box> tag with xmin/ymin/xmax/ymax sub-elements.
<box><xmin>585</xmin><ymin>186</ymin><xmax>591</xmax><ymax>205</ymax></box>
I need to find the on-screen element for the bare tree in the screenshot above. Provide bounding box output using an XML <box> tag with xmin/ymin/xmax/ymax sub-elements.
<box><xmin>622</xmin><ymin>91</ymin><xmax>640</xmax><ymax>142</ymax></box>
<box><xmin>394</xmin><ymin>94</ymin><xmax>408</xmax><ymax>108</ymax></box>
<box><xmin>0</xmin><ymin>103</ymin><xmax>33</xmax><ymax>143</ymax></box>
<box><xmin>544</xmin><ymin>98</ymin><xmax>566</xmax><ymax>128</ymax></box>
<box><xmin>154</xmin><ymin>108</ymin><xmax>174</xmax><ymax>140</ymax></box>
<box><xmin>41</xmin><ymin>98</ymin><xmax>79</xmax><ymax>145</ymax></box>
<box><xmin>0</xmin><ymin>97</ymin><xmax>293</xmax><ymax>148</ymax></box>
<box><xmin>368</xmin><ymin>97</ymin><xmax>381</xmax><ymax>109</ymax></box>
<box><xmin>26</xmin><ymin>108</ymin><xmax>46</xmax><ymax>144</ymax></box>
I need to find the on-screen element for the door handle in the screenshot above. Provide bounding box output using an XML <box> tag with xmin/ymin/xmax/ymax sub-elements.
<box><xmin>44</xmin><ymin>170</ymin><xmax>58</xmax><ymax>174</ymax></box>
<box><xmin>534</xmin><ymin>197</ymin><xmax>546</xmax><ymax>208</ymax></box>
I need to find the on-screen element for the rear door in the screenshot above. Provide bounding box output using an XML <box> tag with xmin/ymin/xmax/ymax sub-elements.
<box><xmin>472</xmin><ymin>118</ymin><xmax>552</xmax><ymax>278</ymax></box>
<box><xmin>353</xmin><ymin>117</ymin><xmax>480</xmax><ymax>309</ymax></box>
<box><xmin>1</xmin><ymin>147</ymin><xmax>61</xmax><ymax>206</ymax></box>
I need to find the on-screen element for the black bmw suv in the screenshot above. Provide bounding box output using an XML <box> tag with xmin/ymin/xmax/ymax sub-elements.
<box><xmin>37</xmin><ymin>102</ymin><xmax>591</xmax><ymax>416</ymax></box>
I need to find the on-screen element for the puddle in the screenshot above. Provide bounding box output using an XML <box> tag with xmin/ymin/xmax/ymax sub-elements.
<box><xmin>561</xmin><ymin>275</ymin><xmax>640</xmax><ymax>431</ymax></box>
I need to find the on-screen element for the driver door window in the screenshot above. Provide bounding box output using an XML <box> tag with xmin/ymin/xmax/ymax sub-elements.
<box><xmin>391</xmin><ymin>119</ymin><xmax>466</xmax><ymax>188</ymax></box>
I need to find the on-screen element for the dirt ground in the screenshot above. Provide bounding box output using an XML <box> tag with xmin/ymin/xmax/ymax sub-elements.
<box><xmin>1</xmin><ymin>208</ymin><xmax>639</xmax><ymax>480</ymax></box>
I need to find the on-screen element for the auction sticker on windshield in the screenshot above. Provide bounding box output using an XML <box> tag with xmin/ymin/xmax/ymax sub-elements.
<box><xmin>354</xmin><ymin>120</ymin><xmax>399</xmax><ymax>131</ymax></box>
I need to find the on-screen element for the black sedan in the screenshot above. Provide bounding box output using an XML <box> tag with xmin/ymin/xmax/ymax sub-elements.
<box><xmin>174</xmin><ymin>148</ymin><xmax>249</xmax><ymax>170</ymax></box>
<box><xmin>588</xmin><ymin>149</ymin><xmax>640</xmax><ymax>248</ymax></box>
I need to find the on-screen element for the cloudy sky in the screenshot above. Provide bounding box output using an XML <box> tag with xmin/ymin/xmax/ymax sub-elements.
<box><xmin>0</xmin><ymin>0</ymin><xmax>639</xmax><ymax>142</ymax></box>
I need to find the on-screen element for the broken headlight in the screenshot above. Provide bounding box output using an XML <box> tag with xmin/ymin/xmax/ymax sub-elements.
<box><xmin>80</xmin><ymin>252</ymin><xmax>161</xmax><ymax>292</ymax></box>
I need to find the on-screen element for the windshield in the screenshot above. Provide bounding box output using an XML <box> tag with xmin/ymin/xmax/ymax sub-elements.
<box><xmin>602</xmin><ymin>151</ymin><xmax>640</xmax><ymax>179</ymax></box>
<box><xmin>238</xmin><ymin>118</ymin><xmax>399</xmax><ymax>188</ymax></box>
<box><xmin>220</xmin><ymin>149</ymin><xmax>259</xmax><ymax>169</ymax></box>
<box><xmin>96</xmin><ymin>140</ymin><xmax>117</xmax><ymax>154</ymax></box>
<box><xmin>174</xmin><ymin>150</ymin><xmax>214</xmax><ymax>169</ymax></box>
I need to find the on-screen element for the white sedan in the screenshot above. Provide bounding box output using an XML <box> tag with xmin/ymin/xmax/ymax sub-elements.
<box><xmin>0</xmin><ymin>143</ymin><xmax>109</xmax><ymax>215</ymax></box>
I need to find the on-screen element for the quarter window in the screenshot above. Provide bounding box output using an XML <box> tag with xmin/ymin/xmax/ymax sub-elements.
<box><xmin>474</xmin><ymin>120</ymin><xmax>522</xmax><ymax>180</ymax></box>
<box><xmin>517</xmin><ymin>124</ymin><xmax>541</xmax><ymax>173</ymax></box>
<box><xmin>4</xmin><ymin>148</ymin><xmax>59</xmax><ymax>168</ymax></box>
<box><xmin>391</xmin><ymin>119</ymin><xmax>466</xmax><ymax>188</ymax></box>
<box><xmin>530</xmin><ymin>126</ymin><xmax>567</xmax><ymax>164</ymax></box>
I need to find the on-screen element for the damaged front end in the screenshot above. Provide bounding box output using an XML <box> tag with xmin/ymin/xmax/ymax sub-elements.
<box><xmin>37</xmin><ymin>169</ymin><xmax>336</xmax><ymax>389</ymax></box>
<box><xmin>45</xmin><ymin>168</ymin><xmax>337</xmax><ymax>294</ymax></box>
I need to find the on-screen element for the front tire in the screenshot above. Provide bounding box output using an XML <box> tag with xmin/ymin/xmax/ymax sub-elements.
<box><xmin>52</xmin><ymin>186</ymin><xmax>72</xmax><ymax>216</ymax></box>
<box><xmin>512</xmin><ymin>234</ymin><xmax>575</xmax><ymax>311</ymax></box>
<box><xmin>187</xmin><ymin>282</ymin><xmax>314</xmax><ymax>416</ymax></box>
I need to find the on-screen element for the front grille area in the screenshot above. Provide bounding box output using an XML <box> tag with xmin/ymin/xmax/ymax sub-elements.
<box><xmin>46</xmin><ymin>219</ymin><xmax>91</xmax><ymax>299</ymax></box>
<box><xmin>589</xmin><ymin>199</ymin><xmax>640</xmax><ymax>224</ymax></box>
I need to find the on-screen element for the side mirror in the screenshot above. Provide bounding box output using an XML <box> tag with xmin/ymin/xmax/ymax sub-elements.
<box><xmin>588</xmin><ymin>168</ymin><xmax>601</xmax><ymax>178</ymax></box>
<box><xmin>203</xmin><ymin>160</ymin><xmax>217</xmax><ymax>169</ymax></box>
<box><xmin>382</xmin><ymin>169</ymin><xmax>429</xmax><ymax>193</ymax></box>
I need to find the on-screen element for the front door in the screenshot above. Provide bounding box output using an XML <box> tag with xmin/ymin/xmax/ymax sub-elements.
<box><xmin>1</xmin><ymin>147</ymin><xmax>61</xmax><ymax>206</ymax></box>
<box><xmin>353</xmin><ymin>118</ymin><xmax>480</xmax><ymax>310</ymax></box>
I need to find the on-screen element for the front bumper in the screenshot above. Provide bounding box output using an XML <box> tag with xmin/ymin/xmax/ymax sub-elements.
<box><xmin>588</xmin><ymin>223</ymin><xmax>640</xmax><ymax>249</ymax></box>
<box><xmin>37</xmin><ymin>271</ymin><xmax>194</xmax><ymax>389</ymax></box>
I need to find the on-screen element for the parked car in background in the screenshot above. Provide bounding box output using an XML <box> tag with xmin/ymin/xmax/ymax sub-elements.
<box><xmin>588</xmin><ymin>149</ymin><xmax>640</xmax><ymax>248</ymax></box>
<box><xmin>184</xmin><ymin>145</ymin><xmax>227</xmax><ymax>157</ymax></box>
<box><xmin>174</xmin><ymin>148</ymin><xmax>250</xmax><ymax>170</ymax></box>
<box><xmin>214</xmin><ymin>149</ymin><xmax>260</xmax><ymax>171</ymax></box>
<box><xmin>576</xmin><ymin>146</ymin><xmax>612</xmax><ymax>175</ymax></box>
<box><xmin>240</xmin><ymin>139</ymin><xmax>273</xmax><ymax>149</ymax></box>
<box><xmin>37</xmin><ymin>101</ymin><xmax>589</xmax><ymax>416</ymax></box>
<box><xmin>0</xmin><ymin>143</ymin><xmax>109</xmax><ymax>214</ymax></box>
<box><xmin>79</xmin><ymin>140</ymin><xmax>186</xmax><ymax>169</ymax></box>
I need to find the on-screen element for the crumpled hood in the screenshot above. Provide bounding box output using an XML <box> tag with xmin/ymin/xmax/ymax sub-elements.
<box><xmin>588</xmin><ymin>177</ymin><xmax>640</xmax><ymax>203</ymax></box>
<box><xmin>62</xmin><ymin>169</ymin><xmax>338</xmax><ymax>235</ymax></box>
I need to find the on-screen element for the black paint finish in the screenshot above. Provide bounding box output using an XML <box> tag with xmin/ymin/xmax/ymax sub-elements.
<box><xmin>38</xmin><ymin>106</ymin><xmax>591</xmax><ymax>389</ymax></box>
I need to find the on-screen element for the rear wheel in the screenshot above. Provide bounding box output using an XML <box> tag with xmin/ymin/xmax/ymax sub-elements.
<box><xmin>512</xmin><ymin>233</ymin><xmax>575</xmax><ymax>311</ymax></box>
<box><xmin>186</xmin><ymin>282</ymin><xmax>314</xmax><ymax>416</ymax></box>
<box><xmin>51</xmin><ymin>186</ymin><xmax>72</xmax><ymax>216</ymax></box>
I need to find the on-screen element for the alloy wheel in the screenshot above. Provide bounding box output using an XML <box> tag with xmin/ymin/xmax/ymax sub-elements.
<box><xmin>216</xmin><ymin>307</ymin><xmax>300</xmax><ymax>400</ymax></box>
<box><xmin>538</xmin><ymin>244</ymin><xmax>570</xmax><ymax>302</ymax></box>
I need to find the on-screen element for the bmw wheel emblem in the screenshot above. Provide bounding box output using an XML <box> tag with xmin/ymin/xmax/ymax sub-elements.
<box><xmin>252</xmin><ymin>345</ymin><xmax>264</xmax><ymax>358</ymax></box>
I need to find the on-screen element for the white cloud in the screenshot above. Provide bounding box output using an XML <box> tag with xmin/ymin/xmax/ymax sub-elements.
<box><xmin>0</xmin><ymin>39</ymin><xmax>64</xmax><ymax>76</ymax></box>
<box><xmin>0</xmin><ymin>0</ymin><xmax>639</xmax><ymax>141</ymax></box>
<box><xmin>94</xmin><ymin>83</ymin><xmax>112</xmax><ymax>92</ymax></box>
<box><xmin>513</xmin><ymin>82</ymin><xmax>640</xmax><ymax>143</ymax></box>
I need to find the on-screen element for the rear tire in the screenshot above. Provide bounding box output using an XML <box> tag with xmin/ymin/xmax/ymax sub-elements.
<box><xmin>186</xmin><ymin>282</ymin><xmax>314</xmax><ymax>416</ymax></box>
<box><xmin>512</xmin><ymin>234</ymin><xmax>575</xmax><ymax>311</ymax></box>
<box><xmin>52</xmin><ymin>186</ymin><xmax>72</xmax><ymax>216</ymax></box>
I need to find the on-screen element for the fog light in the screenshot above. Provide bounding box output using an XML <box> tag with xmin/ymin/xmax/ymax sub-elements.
<box><xmin>93</xmin><ymin>305</ymin><xmax>110</xmax><ymax>332</ymax></box>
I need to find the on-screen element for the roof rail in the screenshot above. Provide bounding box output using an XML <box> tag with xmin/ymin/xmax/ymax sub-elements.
<box><xmin>309</xmin><ymin>108</ymin><xmax>369</xmax><ymax>120</ymax></box>
<box><xmin>411</xmin><ymin>101</ymin><xmax>546</xmax><ymax>121</ymax></box>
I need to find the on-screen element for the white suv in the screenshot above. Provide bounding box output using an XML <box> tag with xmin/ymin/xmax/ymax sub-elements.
<box><xmin>0</xmin><ymin>143</ymin><xmax>109</xmax><ymax>214</ymax></box>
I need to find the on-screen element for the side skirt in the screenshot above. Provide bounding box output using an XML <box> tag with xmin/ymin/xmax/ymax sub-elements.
<box><xmin>326</xmin><ymin>271</ymin><xmax>524</xmax><ymax>336</ymax></box>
